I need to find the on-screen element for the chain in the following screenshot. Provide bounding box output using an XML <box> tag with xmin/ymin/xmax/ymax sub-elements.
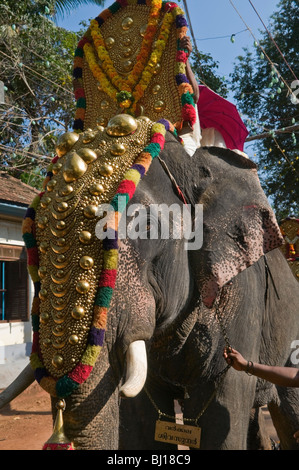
<box><xmin>144</xmin><ymin>296</ymin><xmax>233</xmax><ymax>426</ymax></box>
<box><xmin>144</xmin><ymin>364</ymin><xmax>229</xmax><ymax>427</ymax></box>
<box><xmin>214</xmin><ymin>300</ymin><xmax>232</xmax><ymax>351</ymax></box>
<box><xmin>144</xmin><ymin>387</ymin><xmax>178</xmax><ymax>422</ymax></box>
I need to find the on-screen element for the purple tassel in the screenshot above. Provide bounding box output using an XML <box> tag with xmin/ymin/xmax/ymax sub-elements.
<box><xmin>176</xmin><ymin>15</ymin><xmax>188</xmax><ymax>28</ymax></box>
<box><xmin>175</xmin><ymin>73</ymin><xmax>190</xmax><ymax>85</ymax></box>
<box><xmin>89</xmin><ymin>327</ymin><xmax>105</xmax><ymax>346</ymax></box>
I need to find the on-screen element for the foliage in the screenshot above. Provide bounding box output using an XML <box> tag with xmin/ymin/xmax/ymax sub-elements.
<box><xmin>0</xmin><ymin>0</ymin><xmax>82</xmax><ymax>188</ymax></box>
<box><xmin>190</xmin><ymin>49</ymin><xmax>229</xmax><ymax>98</ymax></box>
<box><xmin>229</xmin><ymin>0</ymin><xmax>299</xmax><ymax>219</ymax></box>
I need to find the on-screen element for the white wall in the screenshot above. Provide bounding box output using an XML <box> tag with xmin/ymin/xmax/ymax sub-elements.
<box><xmin>0</xmin><ymin>217</ymin><xmax>34</xmax><ymax>388</ymax></box>
<box><xmin>0</xmin><ymin>219</ymin><xmax>25</xmax><ymax>245</ymax></box>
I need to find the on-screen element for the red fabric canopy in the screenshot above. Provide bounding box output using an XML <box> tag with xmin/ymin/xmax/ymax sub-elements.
<box><xmin>197</xmin><ymin>85</ymin><xmax>249</xmax><ymax>151</ymax></box>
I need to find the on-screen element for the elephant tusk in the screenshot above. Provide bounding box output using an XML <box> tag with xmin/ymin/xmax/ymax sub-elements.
<box><xmin>120</xmin><ymin>340</ymin><xmax>147</xmax><ymax>398</ymax></box>
<box><xmin>0</xmin><ymin>364</ymin><xmax>35</xmax><ymax>410</ymax></box>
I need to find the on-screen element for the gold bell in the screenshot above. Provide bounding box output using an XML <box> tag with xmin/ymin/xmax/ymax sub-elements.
<box><xmin>42</xmin><ymin>399</ymin><xmax>74</xmax><ymax>450</ymax></box>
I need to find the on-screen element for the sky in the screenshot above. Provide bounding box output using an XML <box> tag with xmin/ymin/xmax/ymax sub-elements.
<box><xmin>57</xmin><ymin>0</ymin><xmax>281</xmax><ymax>89</ymax></box>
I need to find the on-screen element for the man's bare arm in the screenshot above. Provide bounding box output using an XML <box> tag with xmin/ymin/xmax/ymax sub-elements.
<box><xmin>180</xmin><ymin>36</ymin><xmax>199</xmax><ymax>103</ymax></box>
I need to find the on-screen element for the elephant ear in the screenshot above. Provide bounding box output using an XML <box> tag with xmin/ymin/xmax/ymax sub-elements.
<box><xmin>191</xmin><ymin>147</ymin><xmax>283</xmax><ymax>308</ymax></box>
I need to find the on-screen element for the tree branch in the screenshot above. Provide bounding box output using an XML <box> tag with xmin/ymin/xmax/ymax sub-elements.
<box><xmin>246</xmin><ymin>124</ymin><xmax>299</xmax><ymax>142</ymax></box>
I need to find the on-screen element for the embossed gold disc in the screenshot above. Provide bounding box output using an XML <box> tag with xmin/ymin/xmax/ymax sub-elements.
<box><xmin>106</xmin><ymin>114</ymin><xmax>138</xmax><ymax>137</ymax></box>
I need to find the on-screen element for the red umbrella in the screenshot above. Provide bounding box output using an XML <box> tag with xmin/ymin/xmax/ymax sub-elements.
<box><xmin>197</xmin><ymin>85</ymin><xmax>249</xmax><ymax>151</ymax></box>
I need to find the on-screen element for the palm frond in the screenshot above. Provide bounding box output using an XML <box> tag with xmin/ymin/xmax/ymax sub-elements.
<box><xmin>55</xmin><ymin>0</ymin><xmax>106</xmax><ymax>18</ymax></box>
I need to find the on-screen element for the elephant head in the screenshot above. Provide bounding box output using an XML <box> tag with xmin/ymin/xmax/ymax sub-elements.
<box><xmin>0</xmin><ymin>116</ymin><xmax>285</xmax><ymax>449</ymax></box>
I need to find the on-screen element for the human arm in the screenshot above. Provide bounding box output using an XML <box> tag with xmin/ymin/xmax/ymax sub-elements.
<box><xmin>180</xmin><ymin>36</ymin><xmax>199</xmax><ymax>103</ymax></box>
<box><xmin>223</xmin><ymin>347</ymin><xmax>299</xmax><ymax>388</ymax></box>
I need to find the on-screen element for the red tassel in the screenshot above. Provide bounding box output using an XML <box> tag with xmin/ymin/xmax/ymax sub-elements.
<box><xmin>43</xmin><ymin>443</ymin><xmax>75</xmax><ymax>450</ymax></box>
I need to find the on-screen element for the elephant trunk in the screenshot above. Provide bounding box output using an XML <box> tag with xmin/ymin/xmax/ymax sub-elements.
<box><xmin>0</xmin><ymin>364</ymin><xmax>35</xmax><ymax>409</ymax></box>
<box><xmin>120</xmin><ymin>340</ymin><xmax>147</xmax><ymax>398</ymax></box>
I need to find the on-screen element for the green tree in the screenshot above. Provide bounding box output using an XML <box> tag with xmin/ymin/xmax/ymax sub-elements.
<box><xmin>190</xmin><ymin>50</ymin><xmax>228</xmax><ymax>98</ymax></box>
<box><xmin>0</xmin><ymin>0</ymin><xmax>83</xmax><ymax>187</ymax></box>
<box><xmin>230</xmin><ymin>0</ymin><xmax>299</xmax><ymax>219</ymax></box>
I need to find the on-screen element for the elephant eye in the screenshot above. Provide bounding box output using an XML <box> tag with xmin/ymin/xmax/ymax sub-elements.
<box><xmin>146</xmin><ymin>215</ymin><xmax>153</xmax><ymax>231</ymax></box>
<box><xmin>146</xmin><ymin>214</ymin><xmax>159</xmax><ymax>233</ymax></box>
<box><xmin>126</xmin><ymin>205</ymin><xmax>161</xmax><ymax>239</ymax></box>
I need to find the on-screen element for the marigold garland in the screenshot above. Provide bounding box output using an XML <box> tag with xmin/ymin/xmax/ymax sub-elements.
<box><xmin>73</xmin><ymin>0</ymin><xmax>196</xmax><ymax>132</ymax></box>
<box><xmin>23</xmin><ymin>118</ymin><xmax>178</xmax><ymax>398</ymax></box>
<box><xmin>84</xmin><ymin>5</ymin><xmax>173</xmax><ymax>111</ymax></box>
<box><xmin>280</xmin><ymin>222</ymin><xmax>299</xmax><ymax>259</ymax></box>
<box><xmin>90</xmin><ymin>0</ymin><xmax>162</xmax><ymax>91</ymax></box>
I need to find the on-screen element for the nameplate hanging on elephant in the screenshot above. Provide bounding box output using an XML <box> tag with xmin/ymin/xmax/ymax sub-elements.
<box><xmin>154</xmin><ymin>420</ymin><xmax>201</xmax><ymax>449</ymax></box>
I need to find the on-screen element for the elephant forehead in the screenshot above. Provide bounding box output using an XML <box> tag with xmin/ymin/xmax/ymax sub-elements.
<box><xmin>197</xmin><ymin>206</ymin><xmax>283</xmax><ymax>308</ymax></box>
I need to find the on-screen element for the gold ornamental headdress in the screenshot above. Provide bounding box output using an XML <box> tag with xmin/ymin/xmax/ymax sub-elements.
<box><xmin>21</xmin><ymin>2</ymin><xmax>197</xmax><ymax>450</ymax></box>
<box><xmin>73</xmin><ymin>0</ymin><xmax>197</xmax><ymax>131</ymax></box>
<box><xmin>23</xmin><ymin>0</ymin><xmax>197</xmax><ymax>405</ymax></box>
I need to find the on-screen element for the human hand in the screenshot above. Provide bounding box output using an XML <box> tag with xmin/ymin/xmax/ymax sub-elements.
<box><xmin>223</xmin><ymin>347</ymin><xmax>248</xmax><ymax>372</ymax></box>
<box><xmin>294</xmin><ymin>430</ymin><xmax>299</xmax><ymax>444</ymax></box>
<box><xmin>180</xmin><ymin>35</ymin><xmax>192</xmax><ymax>55</ymax></box>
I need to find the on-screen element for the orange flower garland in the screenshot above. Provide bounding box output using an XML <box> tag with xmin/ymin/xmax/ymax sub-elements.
<box><xmin>131</xmin><ymin>10</ymin><xmax>174</xmax><ymax>112</ymax></box>
<box><xmin>83</xmin><ymin>2</ymin><xmax>175</xmax><ymax>112</ymax></box>
<box><xmin>90</xmin><ymin>0</ymin><xmax>162</xmax><ymax>91</ymax></box>
<box><xmin>73</xmin><ymin>1</ymin><xmax>196</xmax><ymax>133</ymax></box>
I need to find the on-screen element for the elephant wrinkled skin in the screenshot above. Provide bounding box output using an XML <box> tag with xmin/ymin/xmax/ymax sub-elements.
<box><xmin>62</xmin><ymin>133</ymin><xmax>299</xmax><ymax>450</ymax></box>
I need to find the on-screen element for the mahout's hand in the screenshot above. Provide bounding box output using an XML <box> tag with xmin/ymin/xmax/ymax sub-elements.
<box><xmin>180</xmin><ymin>36</ymin><xmax>192</xmax><ymax>55</ymax></box>
<box><xmin>223</xmin><ymin>347</ymin><xmax>248</xmax><ymax>372</ymax></box>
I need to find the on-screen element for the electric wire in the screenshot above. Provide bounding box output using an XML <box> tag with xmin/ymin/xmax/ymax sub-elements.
<box><xmin>227</xmin><ymin>0</ymin><xmax>299</xmax><ymax>184</ymax></box>
<box><xmin>182</xmin><ymin>0</ymin><xmax>209</xmax><ymax>88</ymax></box>
<box><xmin>195</xmin><ymin>29</ymin><xmax>248</xmax><ymax>41</ymax></box>
<box><xmin>247</xmin><ymin>0</ymin><xmax>298</xmax><ymax>82</ymax></box>
<box><xmin>228</xmin><ymin>0</ymin><xmax>294</xmax><ymax>97</ymax></box>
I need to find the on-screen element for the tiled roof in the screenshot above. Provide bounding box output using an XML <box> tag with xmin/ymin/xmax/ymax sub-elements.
<box><xmin>0</xmin><ymin>171</ymin><xmax>39</xmax><ymax>207</ymax></box>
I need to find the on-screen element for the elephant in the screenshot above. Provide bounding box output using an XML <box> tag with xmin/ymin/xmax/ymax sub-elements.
<box><xmin>1</xmin><ymin>129</ymin><xmax>299</xmax><ymax>451</ymax></box>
